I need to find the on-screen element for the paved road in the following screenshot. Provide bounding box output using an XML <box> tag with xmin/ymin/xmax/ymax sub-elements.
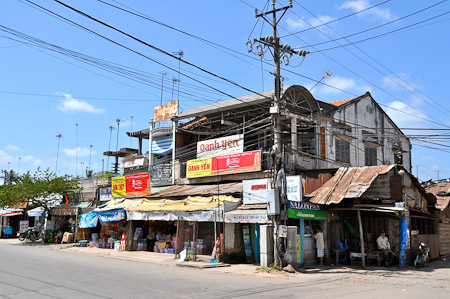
<box><xmin>0</xmin><ymin>243</ymin><xmax>449</xmax><ymax>298</ymax></box>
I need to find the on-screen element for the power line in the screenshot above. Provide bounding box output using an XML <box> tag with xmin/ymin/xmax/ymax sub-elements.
<box><xmin>295</xmin><ymin>1</ymin><xmax>450</xmax><ymax>119</ymax></box>
<box><xmin>280</xmin><ymin>0</ymin><xmax>393</xmax><ymax>38</ymax></box>
<box><xmin>301</xmin><ymin>0</ymin><xmax>448</xmax><ymax>48</ymax></box>
<box><xmin>309</xmin><ymin>10</ymin><xmax>450</xmax><ymax>53</ymax></box>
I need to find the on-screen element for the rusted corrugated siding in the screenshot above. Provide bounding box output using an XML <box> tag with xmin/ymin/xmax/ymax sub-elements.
<box><xmin>310</xmin><ymin>165</ymin><xmax>396</xmax><ymax>205</ymax></box>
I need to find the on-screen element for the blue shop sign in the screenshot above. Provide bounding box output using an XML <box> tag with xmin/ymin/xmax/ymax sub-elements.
<box><xmin>99</xmin><ymin>209</ymin><xmax>126</xmax><ymax>223</ymax></box>
<box><xmin>288</xmin><ymin>200</ymin><xmax>326</xmax><ymax>211</ymax></box>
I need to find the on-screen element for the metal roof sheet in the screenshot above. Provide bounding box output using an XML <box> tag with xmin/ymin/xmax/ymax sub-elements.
<box><xmin>174</xmin><ymin>88</ymin><xmax>279</xmax><ymax>120</ymax></box>
<box><xmin>310</xmin><ymin>165</ymin><xmax>395</xmax><ymax>205</ymax></box>
<box><xmin>149</xmin><ymin>182</ymin><xmax>242</xmax><ymax>198</ymax></box>
<box><xmin>426</xmin><ymin>182</ymin><xmax>450</xmax><ymax>211</ymax></box>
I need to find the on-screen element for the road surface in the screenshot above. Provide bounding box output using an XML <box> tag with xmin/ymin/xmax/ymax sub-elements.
<box><xmin>0</xmin><ymin>242</ymin><xmax>448</xmax><ymax>298</ymax></box>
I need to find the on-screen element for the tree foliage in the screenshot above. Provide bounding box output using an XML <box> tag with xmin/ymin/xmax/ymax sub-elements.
<box><xmin>0</xmin><ymin>168</ymin><xmax>80</xmax><ymax>212</ymax></box>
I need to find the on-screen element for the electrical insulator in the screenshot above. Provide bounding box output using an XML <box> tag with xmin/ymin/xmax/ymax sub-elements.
<box><xmin>298</xmin><ymin>50</ymin><xmax>310</xmax><ymax>57</ymax></box>
<box><xmin>262</xmin><ymin>36</ymin><xmax>273</xmax><ymax>44</ymax></box>
<box><xmin>257</xmin><ymin>44</ymin><xmax>264</xmax><ymax>57</ymax></box>
<box><xmin>282</xmin><ymin>44</ymin><xmax>292</xmax><ymax>53</ymax></box>
<box><xmin>282</xmin><ymin>54</ymin><xmax>290</xmax><ymax>66</ymax></box>
<box><xmin>246</xmin><ymin>40</ymin><xmax>253</xmax><ymax>53</ymax></box>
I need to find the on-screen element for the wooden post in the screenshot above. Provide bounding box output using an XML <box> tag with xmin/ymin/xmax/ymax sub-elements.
<box><xmin>357</xmin><ymin>210</ymin><xmax>366</xmax><ymax>268</ymax></box>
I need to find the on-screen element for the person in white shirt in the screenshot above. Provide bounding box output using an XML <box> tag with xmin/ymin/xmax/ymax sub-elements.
<box><xmin>377</xmin><ymin>231</ymin><xmax>395</xmax><ymax>266</ymax></box>
<box><xmin>314</xmin><ymin>228</ymin><xmax>325</xmax><ymax>265</ymax></box>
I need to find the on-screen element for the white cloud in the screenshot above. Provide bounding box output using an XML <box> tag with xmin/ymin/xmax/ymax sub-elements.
<box><xmin>382</xmin><ymin>73</ymin><xmax>417</xmax><ymax>92</ymax></box>
<box><xmin>62</xmin><ymin>147</ymin><xmax>97</xmax><ymax>158</ymax></box>
<box><xmin>286</xmin><ymin>15</ymin><xmax>335</xmax><ymax>32</ymax></box>
<box><xmin>384</xmin><ymin>101</ymin><xmax>428</xmax><ymax>128</ymax></box>
<box><xmin>286</xmin><ymin>17</ymin><xmax>307</xmax><ymax>31</ymax></box>
<box><xmin>0</xmin><ymin>150</ymin><xmax>13</xmax><ymax>163</ymax></box>
<box><xmin>56</xmin><ymin>92</ymin><xmax>104</xmax><ymax>114</ymax></box>
<box><xmin>340</xmin><ymin>0</ymin><xmax>393</xmax><ymax>21</ymax></box>
<box><xmin>5</xmin><ymin>145</ymin><xmax>20</xmax><ymax>151</ymax></box>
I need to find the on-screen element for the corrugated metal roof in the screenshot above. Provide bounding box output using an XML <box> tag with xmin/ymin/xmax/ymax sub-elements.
<box><xmin>426</xmin><ymin>182</ymin><xmax>450</xmax><ymax>211</ymax></box>
<box><xmin>149</xmin><ymin>182</ymin><xmax>242</xmax><ymax>198</ymax></box>
<box><xmin>174</xmin><ymin>88</ymin><xmax>280</xmax><ymax>120</ymax></box>
<box><xmin>310</xmin><ymin>165</ymin><xmax>395</xmax><ymax>205</ymax></box>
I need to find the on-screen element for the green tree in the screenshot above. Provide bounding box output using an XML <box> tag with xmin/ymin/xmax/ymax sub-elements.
<box><xmin>0</xmin><ymin>168</ymin><xmax>80</xmax><ymax>214</ymax></box>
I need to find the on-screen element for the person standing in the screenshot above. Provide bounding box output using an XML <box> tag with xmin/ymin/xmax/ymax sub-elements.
<box><xmin>377</xmin><ymin>231</ymin><xmax>395</xmax><ymax>266</ymax></box>
<box><xmin>314</xmin><ymin>227</ymin><xmax>325</xmax><ymax>265</ymax></box>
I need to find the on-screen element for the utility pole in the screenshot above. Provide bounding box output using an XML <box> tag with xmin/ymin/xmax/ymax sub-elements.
<box><xmin>75</xmin><ymin>123</ymin><xmax>79</xmax><ymax>177</ymax></box>
<box><xmin>107</xmin><ymin>125</ymin><xmax>116</xmax><ymax>171</ymax></box>
<box><xmin>88</xmin><ymin>144</ymin><xmax>93</xmax><ymax>174</ymax></box>
<box><xmin>250</xmin><ymin>0</ymin><xmax>309</xmax><ymax>266</ymax></box>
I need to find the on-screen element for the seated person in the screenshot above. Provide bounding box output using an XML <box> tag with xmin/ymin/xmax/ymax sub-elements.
<box><xmin>376</xmin><ymin>231</ymin><xmax>395</xmax><ymax>266</ymax></box>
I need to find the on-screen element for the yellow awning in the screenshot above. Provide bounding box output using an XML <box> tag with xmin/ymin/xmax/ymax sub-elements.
<box><xmin>127</xmin><ymin>195</ymin><xmax>239</xmax><ymax>212</ymax></box>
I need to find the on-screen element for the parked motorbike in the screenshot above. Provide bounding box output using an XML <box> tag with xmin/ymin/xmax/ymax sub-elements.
<box><xmin>17</xmin><ymin>227</ymin><xmax>42</xmax><ymax>242</ymax></box>
<box><xmin>414</xmin><ymin>240</ymin><xmax>430</xmax><ymax>268</ymax></box>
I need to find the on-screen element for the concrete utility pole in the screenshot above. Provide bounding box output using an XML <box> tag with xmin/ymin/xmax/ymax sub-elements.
<box><xmin>251</xmin><ymin>0</ymin><xmax>309</xmax><ymax>266</ymax></box>
<box><xmin>56</xmin><ymin>133</ymin><xmax>63</xmax><ymax>175</ymax></box>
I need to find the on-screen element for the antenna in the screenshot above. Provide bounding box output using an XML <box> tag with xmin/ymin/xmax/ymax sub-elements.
<box><xmin>172</xmin><ymin>50</ymin><xmax>183</xmax><ymax>102</ymax></box>
<box><xmin>56</xmin><ymin>133</ymin><xmax>63</xmax><ymax>175</ymax></box>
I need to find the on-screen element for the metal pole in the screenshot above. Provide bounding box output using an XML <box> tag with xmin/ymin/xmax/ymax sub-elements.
<box><xmin>75</xmin><ymin>123</ymin><xmax>78</xmax><ymax>177</ymax></box>
<box><xmin>56</xmin><ymin>133</ymin><xmax>62</xmax><ymax>175</ymax></box>
<box><xmin>148</xmin><ymin>119</ymin><xmax>154</xmax><ymax>172</ymax></box>
<box><xmin>171</xmin><ymin>119</ymin><xmax>177</xmax><ymax>185</ymax></box>
<box><xmin>357</xmin><ymin>210</ymin><xmax>366</xmax><ymax>268</ymax></box>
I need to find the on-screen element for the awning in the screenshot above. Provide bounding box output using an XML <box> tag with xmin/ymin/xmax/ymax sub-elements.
<box><xmin>148</xmin><ymin>182</ymin><xmax>242</xmax><ymax>198</ymax></box>
<box><xmin>27</xmin><ymin>207</ymin><xmax>44</xmax><ymax>217</ymax></box>
<box><xmin>224</xmin><ymin>209</ymin><xmax>270</xmax><ymax>224</ymax></box>
<box><xmin>152</xmin><ymin>136</ymin><xmax>173</xmax><ymax>154</ymax></box>
<box><xmin>79</xmin><ymin>212</ymin><xmax>99</xmax><ymax>228</ymax></box>
<box><xmin>127</xmin><ymin>209</ymin><xmax>221</xmax><ymax>222</ymax></box>
<box><xmin>0</xmin><ymin>209</ymin><xmax>23</xmax><ymax>217</ymax></box>
<box><xmin>94</xmin><ymin>198</ymin><xmax>143</xmax><ymax>212</ymax></box>
<box><xmin>127</xmin><ymin>195</ymin><xmax>239</xmax><ymax>212</ymax></box>
<box><xmin>310</xmin><ymin>165</ymin><xmax>395</xmax><ymax>205</ymax></box>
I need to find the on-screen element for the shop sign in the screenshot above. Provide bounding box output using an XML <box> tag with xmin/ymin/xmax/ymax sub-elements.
<box><xmin>224</xmin><ymin>213</ymin><xmax>270</xmax><ymax>223</ymax></box>
<box><xmin>99</xmin><ymin>187</ymin><xmax>113</xmax><ymax>201</ymax></box>
<box><xmin>125</xmin><ymin>173</ymin><xmax>150</xmax><ymax>196</ymax></box>
<box><xmin>154</xmin><ymin>100</ymin><xmax>178</xmax><ymax>122</ymax></box>
<box><xmin>197</xmin><ymin>134</ymin><xmax>244</xmax><ymax>159</ymax></box>
<box><xmin>53</xmin><ymin>208</ymin><xmax>79</xmax><ymax>216</ymax></box>
<box><xmin>186</xmin><ymin>150</ymin><xmax>261</xmax><ymax>178</ymax></box>
<box><xmin>288</xmin><ymin>201</ymin><xmax>325</xmax><ymax>211</ymax></box>
<box><xmin>112</xmin><ymin>176</ymin><xmax>126</xmax><ymax>197</ymax></box>
<box><xmin>99</xmin><ymin>210</ymin><xmax>125</xmax><ymax>223</ymax></box>
<box><xmin>212</xmin><ymin>150</ymin><xmax>261</xmax><ymax>176</ymax></box>
<box><xmin>243</xmin><ymin>178</ymin><xmax>272</xmax><ymax>204</ymax></box>
<box><xmin>286</xmin><ymin>175</ymin><xmax>302</xmax><ymax>202</ymax></box>
<box><xmin>288</xmin><ymin>208</ymin><xmax>328</xmax><ymax>220</ymax></box>
<box><xmin>20</xmin><ymin>220</ymin><xmax>29</xmax><ymax>231</ymax></box>
<box><xmin>186</xmin><ymin>158</ymin><xmax>212</xmax><ymax>178</ymax></box>
<box><xmin>79</xmin><ymin>212</ymin><xmax>99</xmax><ymax>228</ymax></box>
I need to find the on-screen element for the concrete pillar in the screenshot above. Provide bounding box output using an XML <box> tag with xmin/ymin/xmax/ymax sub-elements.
<box><xmin>260</xmin><ymin>225</ymin><xmax>274</xmax><ymax>267</ymax></box>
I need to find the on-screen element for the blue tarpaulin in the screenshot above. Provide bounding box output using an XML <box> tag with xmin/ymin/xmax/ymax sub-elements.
<box><xmin>79</xmin><ymin>212</ymin><xmax>99</xmax><ymax>228</ymax></box>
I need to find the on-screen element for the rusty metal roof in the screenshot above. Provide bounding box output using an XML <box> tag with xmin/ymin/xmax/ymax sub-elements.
<box><xmin>149</xmin><ymin>182</ymin><xmax>242</xmax><ymax>198</ymax></box>
<box><xmin>426</xmin><ymin>182</ymin><xmax>450</xmax><ymax>211</ymax></box>
<box><xmin>310</xmin><ymin>165</ymin><xmax>395</xmax><ymax>205</ymax></box>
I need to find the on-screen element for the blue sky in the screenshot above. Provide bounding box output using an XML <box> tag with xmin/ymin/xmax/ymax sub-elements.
<box><xmin>1</xmin><ymin>0</ymin><xmax>449</xmax><ymax>181</ymax></box>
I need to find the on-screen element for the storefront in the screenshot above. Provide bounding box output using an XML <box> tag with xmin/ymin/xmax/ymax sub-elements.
<box><xmin>224</xmin><ymin>207</ymin><xmax>271</xmax><ymax>264</ymax></box>
<box><xmin>288</xmin><ymin>201</ymin><xmax>328</xmax><ymax>265</ymax></box>
<box><xmin>126</xmin><ymin>195</ymin><xmax>240</xmax><ymax>257</ymax></box>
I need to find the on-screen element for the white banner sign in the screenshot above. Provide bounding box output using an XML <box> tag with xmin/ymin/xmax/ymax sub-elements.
<box><xmin>286</xmin><ymin>175</ymin><xmax>302</xmax><ymax>202</ymax></box>
<box><xmin>243</xmin><ymin>178</ymin><xmax>272</xmax><ymax>205</ymax></box>
<box><xmin>197</xmin><ymin>134</ymin><xmax>244</xmax><ymax>159</ymax></box>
